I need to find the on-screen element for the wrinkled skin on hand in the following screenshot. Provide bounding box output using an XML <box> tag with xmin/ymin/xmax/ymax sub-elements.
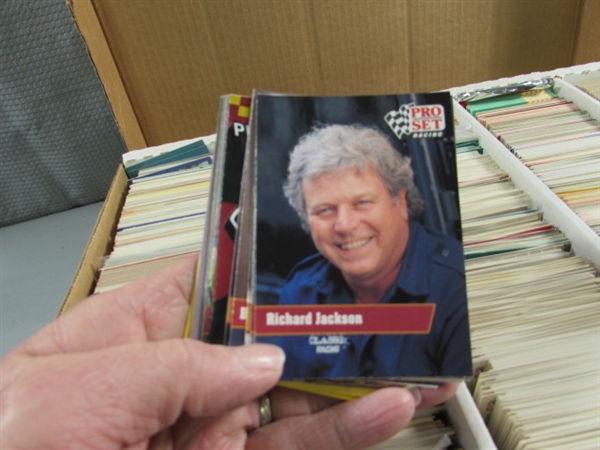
<box><xmin>0</xmin><ymin>256</ymin><xmax>457</xmax><ymax>449</ymax></box>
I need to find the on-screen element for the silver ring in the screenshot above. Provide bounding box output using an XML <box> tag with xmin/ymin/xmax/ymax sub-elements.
<box><xmin>259</xmin><ymin>395</ymin><xmax>273</xmax><ymax>426</ymax></box>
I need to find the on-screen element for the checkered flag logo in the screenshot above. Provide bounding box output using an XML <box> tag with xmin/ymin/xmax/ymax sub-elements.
<box><xmin>385</xmin><ymin>102</ymin><xmax>415</xmax><ymax>139</ymax></box>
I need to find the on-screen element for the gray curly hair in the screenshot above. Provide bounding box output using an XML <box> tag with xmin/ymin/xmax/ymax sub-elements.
<box><xmin>283</xmin><ymin>124</ymin><xmax>424</xmax><ymax>230</ymax></box>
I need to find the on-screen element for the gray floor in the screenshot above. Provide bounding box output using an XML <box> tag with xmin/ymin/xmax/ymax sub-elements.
<box><xmin>0</xmin><ymin>202</ymin><xmax>103</xmax><ymax>357</ymax></box>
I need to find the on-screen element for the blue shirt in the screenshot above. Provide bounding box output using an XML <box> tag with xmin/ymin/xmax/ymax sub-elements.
<box><xmin>259</xmin><ymin>220</ymin><xmax>472</xmax><ymax>380</ymax></box>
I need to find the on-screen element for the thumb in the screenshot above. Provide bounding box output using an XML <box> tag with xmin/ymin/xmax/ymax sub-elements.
<box><xmin>1</xmin><ymin>341</ymin><xmax>285</xmax><ymax>449</ymax></box>
<box><xmin>248</xmin><ymin>388</ymin><xmax>417</xmax><ymax>450</ymax></box>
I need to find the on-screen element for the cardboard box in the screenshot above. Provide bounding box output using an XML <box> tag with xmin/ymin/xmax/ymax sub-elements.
<box><xmin>61</xmin><ymin>62</ymin><xmax>599</xmax><ymax>449</ymax></box>
<box><xmin>61</xmin><ymin>1</ymin><xmax>599</xmax><ymax>447</ymax></box>
<box><xmin>68</xmin><ymin>0</ymin><xmax>599</xmax><ymax>149</ymax></box>
<box><xmin>62</xmin><ymin>0</ymin><xmax>599</xmax><ymax>309</ymax></box>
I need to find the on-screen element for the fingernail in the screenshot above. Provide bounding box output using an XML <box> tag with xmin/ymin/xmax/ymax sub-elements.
<box><xmin>407</xmin><ymin>387</ymin><xmax>422</xmax><ymax>407</ymax></box>
<box><xmin>235</xmin><ymin>344</ymin><xmax>286</xmax><ymax>372</ymax></box>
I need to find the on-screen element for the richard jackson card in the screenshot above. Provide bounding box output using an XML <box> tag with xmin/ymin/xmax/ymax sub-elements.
<box><xmin>249</xmin><ymin>92</ymin><xmax>473</xmax><ymax>385</ymax></box>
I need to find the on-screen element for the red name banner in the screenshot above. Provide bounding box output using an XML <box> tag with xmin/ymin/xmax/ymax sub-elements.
<box><xmin>252</xmin><ymin>304</ymin><xmax>436</xmax><ymax>336</ymax></box>
<box><xmin>229</xmin><ymin>297</ymin><xmax>248</xmax><ymax>329</ymax></box>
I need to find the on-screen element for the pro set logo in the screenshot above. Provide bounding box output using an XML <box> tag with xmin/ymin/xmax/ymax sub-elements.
<box><xmin>385</xmin><ymin>103</ymin><xmax>446</xmax><ymax>139</ymax></box>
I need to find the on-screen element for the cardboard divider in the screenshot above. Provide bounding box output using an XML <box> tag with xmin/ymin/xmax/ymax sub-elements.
<box><xmin>59</xmin><ymin>166</ymin><xmax>129</xmax><ymax>314</ymax></box>
<box><xmin>68</xmin><ymin>0</ymin><xmax>147</xmax><ymax>151</ymax></box>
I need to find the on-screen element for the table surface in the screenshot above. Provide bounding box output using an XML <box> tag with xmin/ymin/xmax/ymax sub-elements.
<box><xmin>0</xmin><ymin>202</ymin><xmax>103</xmax><ymax>357</ymax></box>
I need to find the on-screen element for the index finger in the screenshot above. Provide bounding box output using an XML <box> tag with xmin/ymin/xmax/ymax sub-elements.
<box><xmin>2</xmin><ymin>340</ymin><xmax>285</xmax><ymax>449</ymax></box>
<box><xmin>17</xmin><ymin>256</ymin><xmax>198</xmax><ymax>357</ymax></box>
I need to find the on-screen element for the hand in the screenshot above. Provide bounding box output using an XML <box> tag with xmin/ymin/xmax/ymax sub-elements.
<box><xmin>247</xmin><ymin>382</ymin><xmax>457</xmax><ymax>449</ymax></box>
<box><xmin>0</xmin><ymin>256</ymin><xmax>457</xmax><ymax>449</ymax></box>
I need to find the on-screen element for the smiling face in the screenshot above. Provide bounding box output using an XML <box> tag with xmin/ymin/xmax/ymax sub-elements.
<box><xmin>303</xmin><ymin>165</ymin><xmax>410</xmax><ymax>297</ymax></box>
